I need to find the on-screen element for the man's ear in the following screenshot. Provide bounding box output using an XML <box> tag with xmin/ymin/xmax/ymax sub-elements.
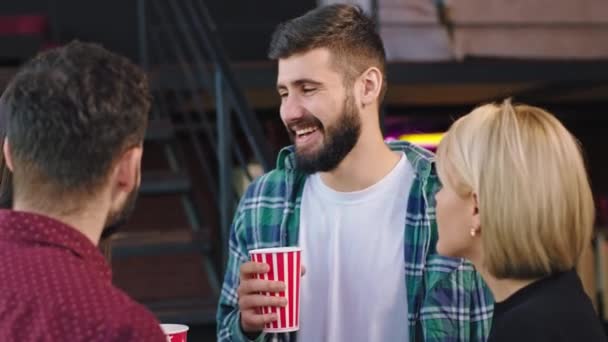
<box><xmin>3</xmin><ymin>137</ymin><xmax>14</xmax><ymax>172</ymax></box>
<box><xmin>112</xmin><ymin>146</ymin><xmax>143</xmax><ymax>196</ymax></box>
<box><xmin>358</xmin><ymin>66</ymin><xmax>383</xmax><ymax>108</ymax></box>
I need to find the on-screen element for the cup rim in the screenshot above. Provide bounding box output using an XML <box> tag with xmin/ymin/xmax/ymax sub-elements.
<box><xmin>264</xmin><ymin>326</ymin><xmax>300</xmax><ymax>333</ymax></box>
<box><xmin>249</xmin><ymin>246</ymin><xmax>302</xmax><ymax>254</ymax></box>
<box><xmin>160</xmin><ymin>323</ymin><xmax>189</xmax><ymax>334</ymax></box>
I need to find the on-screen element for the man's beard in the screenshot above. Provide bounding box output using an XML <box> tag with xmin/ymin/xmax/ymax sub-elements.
<box><xmin>292</xmin><ymin>93</ymin><xmax>361</xmax><ymax>174</ymax></box>
<box><xmin>100</xmin><ymin>186</ymin><xmax>139</xmax><ymax>240</ymax></box>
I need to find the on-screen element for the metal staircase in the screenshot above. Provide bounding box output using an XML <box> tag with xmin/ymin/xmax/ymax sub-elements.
<box><xmin>107</xmin><ymin>0</ymin><xmax>273</xmax><ymax>324</ymax></box>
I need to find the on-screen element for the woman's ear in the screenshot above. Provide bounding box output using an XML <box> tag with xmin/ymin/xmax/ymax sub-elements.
<box><xmin>472</xmin><ymin>192</ymin><xmax>481</xmax><ymax>233</ymax></box>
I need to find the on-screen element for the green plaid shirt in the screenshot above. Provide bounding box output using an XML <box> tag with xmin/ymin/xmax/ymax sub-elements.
<box><xmin>217</xmin><ymin>141</ymin><xmax>493</xmax><ymax>341</ymax></box>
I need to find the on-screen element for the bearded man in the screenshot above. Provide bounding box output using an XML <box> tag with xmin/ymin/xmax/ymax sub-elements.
<box><xmin>217</xmin><ymin>4</ymin><xmax>493</xmax><ymax>342</ymax></box>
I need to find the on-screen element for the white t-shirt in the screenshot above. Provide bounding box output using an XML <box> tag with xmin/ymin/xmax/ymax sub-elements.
<box><xmin>297</xmin><ymin>153</ymin><xmax>414</xmax><ymax>342</ymax></box>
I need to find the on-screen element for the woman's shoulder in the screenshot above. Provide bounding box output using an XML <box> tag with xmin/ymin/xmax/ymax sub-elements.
<box><xmin>491</xmin><ymin>272</ymin><xmax>606</xmax><ymax>341</ymax></box>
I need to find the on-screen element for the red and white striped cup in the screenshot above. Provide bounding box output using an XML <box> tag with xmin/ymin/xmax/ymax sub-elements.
<box><xmin>160</xmin><ymin>324</ymin><xmax>188</xmax><ymax>342</ymax></box>
<box><xmin>249</xmin><ymin>246</ymin><xmax>302</xmax><ymax>333</ymax></box>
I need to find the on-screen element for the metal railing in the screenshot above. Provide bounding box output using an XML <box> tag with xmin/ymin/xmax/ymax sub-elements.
<box><xmin>137</xmin><ymin>0</ymin><xmax>273</xmax><ymax>271</ymax></box>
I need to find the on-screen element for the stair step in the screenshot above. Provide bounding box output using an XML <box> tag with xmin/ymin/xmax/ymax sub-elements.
<box><xmin>145</xmin><ymin>118</ymin><xmax>175</xmax><ymax>142</ymax></box>
<box><xmin>111</xmin><ymin>251</ymin><xmax>219</xmax><ymax>324</ymax></box>
<box><xmin>140</xmin><ymin>170</ymin><xmax>191</xmax><ymax>195</ymax></box>
<box><xmin>108</xmin><ymin>230</ymin><xmax>211</xmax><ymax>258</ymax></box>
<box><xmin>147</xmin><ymin>298</ymin><xmax>218</xmax><ymax>325</ymax></box>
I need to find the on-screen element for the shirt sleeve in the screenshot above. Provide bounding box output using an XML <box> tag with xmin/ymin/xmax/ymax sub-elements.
<box><xmin>216</xmin><ymin>195</ymin><xmax>267</xmax><ymax>342</ymax></box>
<box><xmin>467</xmin><ymin>269</ymin><xmax>494</xmax><ymax>341</ymax></box>
<box><xmin>419</xmin><ymin>261</ymin><xmax>494</xmax><ymax>342</ymax></box>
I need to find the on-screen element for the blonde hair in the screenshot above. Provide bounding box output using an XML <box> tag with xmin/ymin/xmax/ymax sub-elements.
<box><xmin>436</xmin><ymin>99</ymin><xmax>595</xmax><ymax>279</ymax></box>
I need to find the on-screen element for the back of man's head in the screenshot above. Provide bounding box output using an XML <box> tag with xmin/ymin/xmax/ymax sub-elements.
<box><xmin>1</xmin><ymin>41</ymin><xmax>150</xmax><ymax>209</ymax></box>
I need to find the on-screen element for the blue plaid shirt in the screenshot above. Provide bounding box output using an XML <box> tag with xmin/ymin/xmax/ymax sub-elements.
<box><xmin>217</xmin><ymin>141</ymin><xmax>493</xmax><ymax>341</ymax></box>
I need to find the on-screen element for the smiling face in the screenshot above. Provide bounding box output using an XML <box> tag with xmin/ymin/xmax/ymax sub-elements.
<box><xmin>277</xmin><ymin>48</ymin><xmax>362</xmax><ymax>174</ymax></box>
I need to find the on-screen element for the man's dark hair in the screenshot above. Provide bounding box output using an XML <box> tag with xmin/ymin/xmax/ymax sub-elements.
<box><xmin>1</xmin><ymin>40</ymin><xmax>150</xmax><ymax>206</ymax></box>
<box><xmin>268</xmin><ymin>4</ymin><xmax>387</xmax><ymax>100</ymax></box>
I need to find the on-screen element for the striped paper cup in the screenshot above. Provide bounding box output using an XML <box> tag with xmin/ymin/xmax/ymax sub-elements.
<box><xmin>160</xmin><ymin>324</ymin><xmax>188</xmax><ymax>342</ymax></box>
<box><xmin>249</xmin><ymin>246</ymin><xmax>302</xmax><ymax>333</ymax></box>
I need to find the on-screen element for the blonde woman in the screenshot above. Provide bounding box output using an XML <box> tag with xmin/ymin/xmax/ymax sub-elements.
<box><xmin>435</xmin><ymin>100</ymin><xmax>606</xmax><ymax>341</ymax></box>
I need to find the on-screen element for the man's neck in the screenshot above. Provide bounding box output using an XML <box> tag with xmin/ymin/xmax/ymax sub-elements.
<box><xmin>13</xmin><ymin>200</ymin><xmax>106</xmax><ymax>246</ymax></box>
<box><xmin>319</xmin><ymin>129</ymin><xmax>400</xmax><ymax>192</ymax></box>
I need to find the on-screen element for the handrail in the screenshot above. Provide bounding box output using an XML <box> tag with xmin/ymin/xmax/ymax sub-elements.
<box><xmin>138</xmin><ymin>0</ymin><xmax>275</xmax><ymax>269</ymax></box>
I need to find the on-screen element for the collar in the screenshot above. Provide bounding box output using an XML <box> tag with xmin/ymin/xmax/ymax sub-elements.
<box><xmin>0</xmin><ymin>209</ymin><xmax>111</xmax><ymax>281</ymax></box>
<box><xmin>275</xmin><ymin>140</ymin><xmax>435</xmax><ymax>179</ymax></box>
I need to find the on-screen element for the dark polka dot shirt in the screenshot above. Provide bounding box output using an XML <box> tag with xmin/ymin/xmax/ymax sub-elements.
<box><xmin>0</xmin><ymin>210</ymin><xmax>166</xmax><ymax>341</ymax></box>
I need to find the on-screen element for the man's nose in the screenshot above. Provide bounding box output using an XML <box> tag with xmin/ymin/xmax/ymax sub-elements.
<box><xmin>280</xmin><ymin>95</ymin><xmax>306</xmax><ymax>124</ymax></box>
